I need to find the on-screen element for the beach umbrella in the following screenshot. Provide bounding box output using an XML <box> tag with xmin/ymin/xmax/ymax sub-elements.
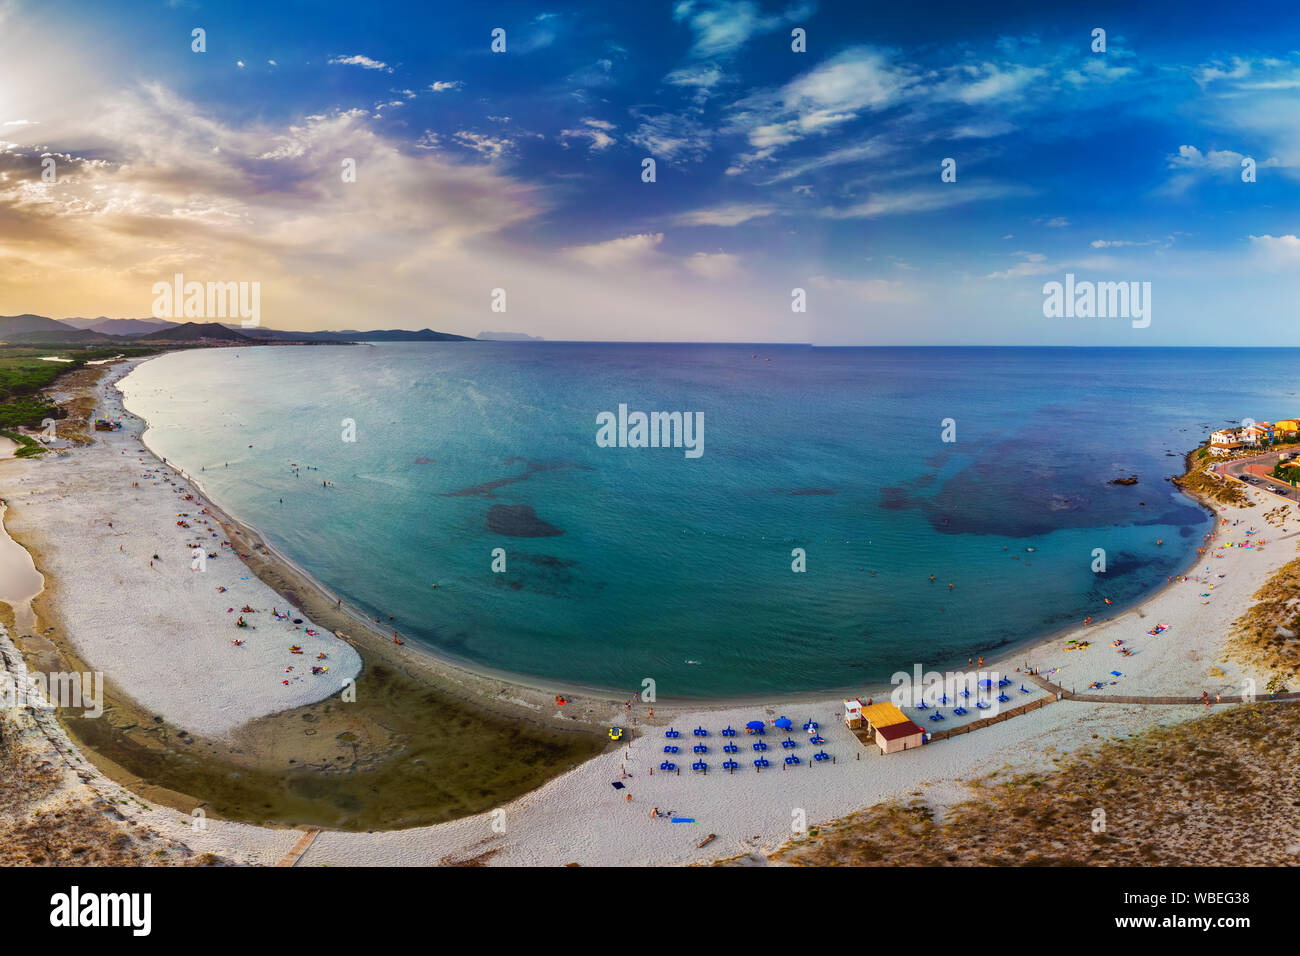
<box><xmin>745</xmin><ymin>720</ymin><xmax>765</xmax><ymax>731</ymax></box>
<box><xmin>978</xmin><ymin>678</ymin><xmax>994</xmax><ymax>689</ymax></box>
<box><xmin>774</xmin><ymin>716</ymin><xmax>793</xmax><ymax>730</ymax></box>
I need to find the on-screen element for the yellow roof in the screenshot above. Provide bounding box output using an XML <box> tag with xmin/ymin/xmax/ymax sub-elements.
<box><xmin>860</xmin><ymin>702</ymin><xmax>910</xmax><ymax>729</ymax></box>
<box><xmin>1276</xmin><ymin>420</ymin><xmax>1299</xmax><ymax>431</ymax></box>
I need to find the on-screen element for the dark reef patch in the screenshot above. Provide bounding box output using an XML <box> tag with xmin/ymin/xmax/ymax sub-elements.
<box><xmin>486</xmin><ymin>504</ymin><xmax>564</xmax><ymax>537</ymax></box>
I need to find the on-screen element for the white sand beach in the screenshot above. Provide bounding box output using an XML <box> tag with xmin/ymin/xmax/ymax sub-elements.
<box><xmin>1</xmin><ymin>359</ymin><xmax>361</xmax><ymax>738</ymax></box>
<box><xmin>0</xmin><ymin>355</ymin><xmax>1294</xmax><ymax>866</ymax></box>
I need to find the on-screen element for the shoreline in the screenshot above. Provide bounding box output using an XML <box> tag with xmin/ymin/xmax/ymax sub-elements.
<box><xmin>2</xmin><ymin>350</ymin><xmax>1296</xmax><ymax>864</ymax></box>
<box><xmin>113</xmin><ymin>347</ymin><xmax>1224</xmax><ymax>711</ymax></box>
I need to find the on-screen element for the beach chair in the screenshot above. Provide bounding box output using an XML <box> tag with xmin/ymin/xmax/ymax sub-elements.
<box><xmin>753</xmin><ymin>741</ymin><xmax>768</xmax><ymax>752</ymax></box>
<box><xmin>693</xmin><ymin>726</ymin><xmax>708</xmax><ymax>737</ymax></box>
<box><xmin>997</xmin><ymin>692</ymin><xmax>1010</xmax><ymax>703</ymax></box>
<box><xmin>660</xmin><ymin>762</ymin><xmax>677</xmax><ymax>772</ymax></box>
<box><xmin>664</xmin><ymin>745</ymin><xmax>679</xmax><ymax>754</ymax></box>
<box><xmin>785</xmin><ymin>755</ymin><xmax>800</xmax><ymax>766</ymax></box>
<box><xmin>1020</xmin><ymin>685</ymin><xmax>1030</xmax><ymax>694</ymax></box>
<box><xmin>802</xmin><ymin>720</ymin><xmax>819</xmax><ymax>731</ymax></box>
<box><xmin>998</xmin><ymin>677</ymin><xmax>1012</xmax><ymax>688</ymax></box>
<box><xmin>665</xmin><ymin>728</ymin><xmax>681</xmax><ymax>738</ymax></box>
<box><xmin>809</xmin><ymin>735</ymin><xmax>825</xmax><ymax>745</ymax></box>
<box><xmin>976</xmin><ymin>701</ymin><xmax>990</xmax><ymax>710</ymax></box>
<box><xmin>952</xmin><ymin>706</ymin><xmax>967</xmax><ymax>716</ymax></box>
<box><xmin>916</xmin><ymin>700</ymin><xmax>930</xmax><ymax>710</ymax></box>
<box><xmin>692</xmin><ymin>761</ymin><xmax>708</xmax><ymax>773</ymax></box>
<box><xmin>723</xmin><ymin>743</ymin><xmax>738</xmax><ymax>754</ymax></box>
<box><xmin>813</xmin><ymin>750</ymin><xmax>831</xmax><ymax>762</ymax></box>
<box><xmin>722</xmin><ymin>760</ymin><xmax>739</xmax><ymax>771</ymax></box>
<box><xmin>693</xmin><ymin>744</ymin><xmax>708</xmax><ymax>754</ymax></box>
<box><xmin>781</xmin><ymin>737</ymin><xmax>798</xmax><ymax>749</ymax></box>
<box><xmin>721</xmin><ymin>726</ymin><xmax>737</xmax><ymax>737</ymax></box>
<box><xmin>753</xmin><ymin>757</ymin><xmax>770</xmax><ymax>769</ymax></box>
<box><xmin>929</xmin><ymin>712</ymin><xmax>945</xmax><ymax>721</ymax></box>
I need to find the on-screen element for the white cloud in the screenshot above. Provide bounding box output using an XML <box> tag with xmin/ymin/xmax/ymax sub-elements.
<box><xmin>684</xmin><ymin>251</ymin><xmax>741</xmax><ymax>278</ymax></box>
<box><xmin>822</xmin><ymin>183</ymin><xmax>1032</xmax><ymax>219</ymax></box>
<box><xmin>627</xmin><ymin>111</ymin><xmax>712</xmax><ymax>162</ymax></box>
<box><xmin>453</xmin><ymin>131</ymin><xmax>514</xmax><ymax>160</ymax></box>
<box><xmin>329</xmin><ymin>54</ymin><xmax>392</xmax><ymax>73</ymax></box>
<box><xmin>559</xmin><ymin>118</ymin><xmax>615</xmax><ymax>151</ymax></box>
<box><xmin>1250</xmin><ymin>234</ymin><xmax>1300</xmax><ymax>266</ymax></box>
<box><xmin>430</xmin><ymin>81</ymin><xmax>463</xmax><ymax>92</ymax></box>
<box><xmin>672</xmin><ymin>203</ymin><xmax>774</xmax><ymax>227</ymax></box>
<box><xmin>673</xmin><ymin>0</ymin><xmax>814</xmax><ymax>58</ymax></box>
<box><xmin>566</xmin><ymin>232</ymin><xmax>664</xmax><ymax>268</ymax></box>
<box><xmin>1045</xmin><ymin>216</ymin><xmax>1069</xmax><ymax>228</ymax></box>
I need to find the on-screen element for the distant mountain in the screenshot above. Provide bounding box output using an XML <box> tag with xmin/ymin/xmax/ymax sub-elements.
<box><xmin>58</xmin><ymin>317</ymin><xmax>177</xmax><ymax>334</ymax></box>
<box><xmin>139</xmin><ymin>322</ymin><xmax>255</xmax><ymax>342</ymax></box>
<box><xmin>5</xmin><ymin>328</ymin><xmax>120</xmax><ymax>345</ymax></box>
<box><xmin>478</xmin><ymin>331</ymin><xmax>545</xmax><ymax>341</ymax></box>
<box><xmin>224</xmin><ymin>325</ymin><xmax>472</xmax><ymax>343</ymax></box>
<box><xmin>0</xmin><ymin>314</ymin><xmax>77</xmax><ymax>338</ymax></box>
<box><xmin>94</xmin><ymin>318</ymin><xmax>177</xmax><ymax>335</ymax></box>
<box><xmin>0</xmin><ymin>313</ymin><xmax>472</xmax><ymax>346</ymax></box>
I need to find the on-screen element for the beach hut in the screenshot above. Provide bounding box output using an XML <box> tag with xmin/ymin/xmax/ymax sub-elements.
<box><xmin>843</xmin><ymin>698</ymin><xmax>864</xmax><ymax>729</ymax></box>
<box><xmin>858</xmin><ymin>702</ymin><xmax>924</xmax><ymax>754</ymax></box>
<box><xmin>874</xmin><ymin>720</ymin><xmax>925</xmax><ymax>754</ymax></box>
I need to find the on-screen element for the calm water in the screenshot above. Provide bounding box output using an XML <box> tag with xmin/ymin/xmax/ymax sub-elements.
<box><xmin>117</xmin><ymin>345</ymin><xmax>1300</xmax><ymax>698</ymax></box>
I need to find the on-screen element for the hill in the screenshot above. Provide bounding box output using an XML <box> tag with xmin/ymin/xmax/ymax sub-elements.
<box><xmin>138</xmin><ymin>322</ymin><xmax>255</xmax><ymax>343</ymax></box>
<box><xmin>5</xmin><ymin>328</ymin><xmax>120</xmax><ymax>345</ymax></box>
<box><xmin>0</xmin><ymin>315</ymin><xmax>77</xmax><ymax>338</ymax></box>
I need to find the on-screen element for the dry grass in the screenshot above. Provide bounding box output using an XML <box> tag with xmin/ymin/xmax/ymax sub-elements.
<box><xmin>1172</xmin><ymin>450</ymin><xmax>1248</xmax><ymax>506</ymax></box>
<box><xmin>772</xmin><ymin>704</ymin><xmax>1300</xmax><ymax>866</ymax></box>
<box><xmin>1229</xmin><ymin>553</ymin><xmax>1300</xmax><ymax>686</ymax></box>
<box><xmin>0</xmin><ymin>708</ymin><xmax>225</xmax><ymax>866</ymax></box>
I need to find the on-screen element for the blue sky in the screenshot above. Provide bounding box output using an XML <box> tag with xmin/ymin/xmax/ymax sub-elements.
<box><xmin>1</xmin><ymin>0</ymin><xmax>1299</xmax><ymax>343</ymax></box>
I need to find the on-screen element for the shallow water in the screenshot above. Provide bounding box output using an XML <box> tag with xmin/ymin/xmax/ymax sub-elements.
<box><xmin>117</xmin><ymin>345</ymin><xmax>1300</xmax><ymax>697</ymax></box>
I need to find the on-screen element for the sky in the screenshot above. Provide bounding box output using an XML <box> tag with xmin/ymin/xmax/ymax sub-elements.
<box><xmin>0</xmin><ymin>0</ymin><xmax>1298</xmax><ymax>344</ymax></box>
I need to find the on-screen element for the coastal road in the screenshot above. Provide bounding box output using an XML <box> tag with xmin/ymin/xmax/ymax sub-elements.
<box><xmin>1212</xmin><ymin>448</ymin><xmax>1300</xmax><ymax>503</ymax></box>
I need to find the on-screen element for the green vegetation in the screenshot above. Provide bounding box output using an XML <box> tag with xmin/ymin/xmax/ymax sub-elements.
<box><xmin>0</xmin><ymin>429</ymin><xmax>46</xmax><ymax>457</ymax></box>
<box><xmin>0</xmin><ymin>345</ymin><xmax>156</xmax><ymax>431</ymax></box>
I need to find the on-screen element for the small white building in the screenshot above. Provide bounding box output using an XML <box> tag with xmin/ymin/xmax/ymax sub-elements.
<box><xmin>843</xmin><ymin>698</ymin><xmax>864</xmax><ymax>729</ymax></box>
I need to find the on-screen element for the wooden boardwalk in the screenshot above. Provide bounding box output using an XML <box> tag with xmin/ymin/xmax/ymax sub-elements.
<box><xmin>854</xmin><ymin>677</ymin><xmax>1300</xmax><ymax>751</ymax></box>
<box><xmin>1024</xmin><ymin>672</ymin><xmax>1300</xmax><ymax>706</ymax></box>
<box><xmin>275</xmin><ymin>828</ymin><xmax>321</xmax><ymax>867</ymax></box>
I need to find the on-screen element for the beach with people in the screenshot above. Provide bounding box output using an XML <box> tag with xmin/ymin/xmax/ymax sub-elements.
<box><xmin>0</xmin><ymin>353</ymin><xmax>1297</xmax><ymax>865</ymax></box>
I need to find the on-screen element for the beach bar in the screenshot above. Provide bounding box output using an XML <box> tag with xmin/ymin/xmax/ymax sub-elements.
<box><xmin>857</xmin><ymin>701</ymin><xmax>925</xmax><ymax>754</ymax></box>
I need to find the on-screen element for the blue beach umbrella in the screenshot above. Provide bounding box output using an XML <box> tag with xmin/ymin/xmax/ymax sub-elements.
<box><xmin>746</xmin><ymin>720</ymin><xmax>765</xmax><ymax>731</ymax></box>
<box><xmin>774</xmin><ymin>716</ymin><xmax>793</xmax><ymax>730</ymax></box>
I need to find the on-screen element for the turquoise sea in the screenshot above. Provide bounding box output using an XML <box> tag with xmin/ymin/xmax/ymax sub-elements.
<box><xmin>117</xmin><ymin>345</ymin><xmax>1300</xmax><ymax>698</ymax></box>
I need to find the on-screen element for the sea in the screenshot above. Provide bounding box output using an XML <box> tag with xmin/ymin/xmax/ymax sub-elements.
<box><xmin>116</xmin><ymin>344</ymin><xmax>1300</xmax><ymax>699</ymax></box>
